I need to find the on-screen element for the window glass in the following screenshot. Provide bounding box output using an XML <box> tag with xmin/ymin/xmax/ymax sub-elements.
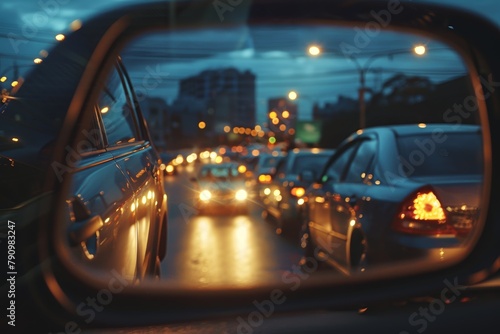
<box><xmin>98</xmin><ymin>66</ymin><xmax>139</xmax><ymax>146</ymax></box>
<box><xmin>344</xmin><ymin>140</ymin><xmax>377</xmax><ymax>183</ymax></box>
<box><xmin>396</xmin><ymin>131</ymin><xmax>482</xmax><ymax>177</ymax></box>
<box><xmin>323</xmin><ymin>145</ymin><xmax>358</xmax><ymax>182</ymax></box>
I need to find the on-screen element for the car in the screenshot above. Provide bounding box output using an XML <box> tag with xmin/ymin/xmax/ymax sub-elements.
<box><xmin>262</xmin><ymin>148</ymin><xmax>335</xmax><ymax>238</ymax></box>
<box><xmin>299</xmin><ymin>124</ymin><xmax>482</xmax><ymax>275</ymax></box>
<box><xmin>0</xmin><ymin>55</ymin><xmax>168</xmax><ymax>292</ymax></box>
<box><xmin>190</xmin><ymin>162</ymin><xmax>249</xmax><ymax>214</ymax></box>
<box><xmin>254</xmin><ymin>151</ymin><xmax>286</xmax><ymax>201</ymax></box>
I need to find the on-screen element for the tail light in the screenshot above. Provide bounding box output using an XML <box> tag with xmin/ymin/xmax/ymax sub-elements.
<box><xmin>393</xmin><ymin>188</ymin><xmax>456</xmax><ymax>236</ymax></box>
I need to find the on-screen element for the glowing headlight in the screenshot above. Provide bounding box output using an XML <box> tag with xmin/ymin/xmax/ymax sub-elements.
<box><xmin>166</xmin><ymin>165</ymin><xmax>174</xmax><ymax>173</ymax></box>
<box><xmin>235</xmin><ymin>189</ymin><xmax>248</xmax><ymax>201</ymax></box>
<box><xmin>200</xmin><ymin>190</ymin><xmax>212</xmax><ymax>201</ymax></box>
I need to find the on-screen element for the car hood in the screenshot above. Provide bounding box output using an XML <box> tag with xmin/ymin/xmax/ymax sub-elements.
<box><xmin>197</xmin><ymin>180</ymin><xmax>246</xmax><ymax>191</ymax></box>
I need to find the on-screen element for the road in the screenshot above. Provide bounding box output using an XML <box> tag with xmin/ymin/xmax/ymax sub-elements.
<box><xmin>160</xmin><ymin>163</ymin><xmax>304</xmax><ymax>288</ymax></box>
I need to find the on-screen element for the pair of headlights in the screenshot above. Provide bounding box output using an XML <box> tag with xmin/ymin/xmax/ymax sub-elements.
<box><xmin>199</xmin><ymin>189</ymin><xmax>248</xmax><ymax>202</ymax></box>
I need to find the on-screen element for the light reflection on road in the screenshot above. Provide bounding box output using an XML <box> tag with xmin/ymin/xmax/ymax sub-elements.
<box><xmin>161</xmin><ymin>166</ymin><xmax>302</xmax><ymax>288</ymax></box>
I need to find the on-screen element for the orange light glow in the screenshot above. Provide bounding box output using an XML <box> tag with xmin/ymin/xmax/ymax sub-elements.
<box><xmin>258</xmin><ymin>174</ymin><xmax>272</xmax><ymax>184</ymax></box>
<box><xmin>291</xmin><ymin>187</ymin><xmax>306</xmax><ymax>198</ymax></box>
<box><xmin>412</xmin><ymin>191</ymin><xmax>446</xmax><ymax>220</ymax></box>
<box><xmin>238</xmin><ymin>165</ymin><xmax>247</xmax><ymax>173</ymax></box>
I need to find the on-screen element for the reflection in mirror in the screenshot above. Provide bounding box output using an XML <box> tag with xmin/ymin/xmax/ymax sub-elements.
<box><xmin>63</xmin><ymin>24</ymin><xmax>484</xmax><ymax>288</ymax></box>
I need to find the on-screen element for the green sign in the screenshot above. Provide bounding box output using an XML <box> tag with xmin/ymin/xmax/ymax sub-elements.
<box><xmin>295</xmin><ymin>120</ymin><xmax>322</xmax><ymax>144</ymax></box>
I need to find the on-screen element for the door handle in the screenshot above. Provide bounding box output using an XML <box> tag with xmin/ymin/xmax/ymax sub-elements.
<box><xmin>68</xmin><ymin>215</ymin><xmax>104</xmax><ymax>245</ymax></box>
<box><xmin>67</xmin><ymin>196</ymin><xmax>104</xmax><ymax>245</ymax></box>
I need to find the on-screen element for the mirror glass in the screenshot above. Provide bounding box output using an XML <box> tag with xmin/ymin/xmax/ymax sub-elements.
<box><xmin>61</xmin><ymin>23</ymin><xmax>485</xmax><ymax>288</ymax></box>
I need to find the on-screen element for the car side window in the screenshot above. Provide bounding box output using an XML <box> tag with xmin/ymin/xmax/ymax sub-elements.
<box><xmin>322</xmin><ymin>144</ymin><xmax>357</xmax><ymax>182</ymax></box>
<box><xmin>344</xmin><ymin>140</ymin><xmax>377</xmax><ymax>183</ymax></box>
<box><xmin>98</xmin><ymin>64</ymin><xmax>140</xmax><ymax>147</ymax></box>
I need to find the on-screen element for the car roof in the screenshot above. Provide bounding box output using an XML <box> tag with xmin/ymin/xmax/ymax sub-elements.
<box><xmin>361</xmin><ymin>123</ymin><xmax>480</xmax><ymax>137</ymax></box>
<box><xmin>287</xmin><ymin>148</ymin><xmax>336</xmax><ymax>155</ymax></box>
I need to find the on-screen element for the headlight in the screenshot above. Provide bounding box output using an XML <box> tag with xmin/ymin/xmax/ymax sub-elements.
<box><xmin>200</xmin><ymin>190</ymin><xmax>212</xmax><ymax>201</ymax></box>
<box><xmin>291</xmin><ymin>187</ymin><xmax>306</xmax><ymax>198</ymax></box>
<box><xmin>235</xmin><ymin>189</ymin><xmax>248</xmax><ymax>201</ymax></box>
<box><xmin>166</xmin><ymin>165</ymin><xmax>174</xmax><ymax>173</ymax></box>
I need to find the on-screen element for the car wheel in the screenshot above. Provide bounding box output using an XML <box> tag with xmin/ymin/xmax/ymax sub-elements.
<box><xmin>349</xmin><ymin>229</ymin><xmax>368</xmax><ymax>274</ymax></box>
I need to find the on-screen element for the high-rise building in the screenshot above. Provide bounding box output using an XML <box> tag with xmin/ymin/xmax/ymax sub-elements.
<box><xmin>177</xmin><ymin>68</ymin><xmax>256</xmax><ymax>134</ymax></box>
<box><xmin>267</xmin><ymin>97</ymin><xmax>297</xmax><ymax>141</ymax></box>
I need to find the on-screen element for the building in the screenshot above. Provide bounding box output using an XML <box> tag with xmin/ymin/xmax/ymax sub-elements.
<box><xmin>177</xmin><ymin>68</ymin><xmax>256</xmax><ymax>133</ymax></box>
<box><xmin>267</xmin><ymin>97</ymin><xmax>297</xmax><ymax>142</ymax></box>
<box><xmin>139</xmin><ymin>97</ymin><xmax>169</xmax><ymax>150</ymax></box>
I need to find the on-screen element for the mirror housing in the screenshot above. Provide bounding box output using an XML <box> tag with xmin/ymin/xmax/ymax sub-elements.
<box><xmin>6</xmin><ymin>0</ymin><xmax>500</xmax><ymax>331</ymax></box>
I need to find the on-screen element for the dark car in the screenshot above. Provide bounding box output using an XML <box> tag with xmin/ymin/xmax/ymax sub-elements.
<box><xmin>191</xmin><ymin>162</ymin><xmax>249</xmax><ymax>214</ymax></box>
<box><xmin>262</xmin><ymin>148</ymin><xmax>335</xmax><ymax>237</ymax></box>
<box><xmin>0</xmin><ymin>57</ymin><xmax>168</xmax><ymax>286</ymax></box>
<box><xmin>254</xmin><ymin>151</ymin><xmax>286</xmax><ymax>201</ymax></box>
<box><xmin>300</xmin><ymin>124</ymin><xmax>482</xmax><ymax>275</ymax></box>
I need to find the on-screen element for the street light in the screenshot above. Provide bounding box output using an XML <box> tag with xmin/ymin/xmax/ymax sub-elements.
<box><xmin>307</xmin><ymin>44</ymin><xmax>427</xmax><ymax>129</ymax></box>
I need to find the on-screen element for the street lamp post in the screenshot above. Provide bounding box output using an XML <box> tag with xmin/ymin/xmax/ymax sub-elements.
<box><xmin>308</xmin><ymin>45</ymin><xmax>426</xmax><ymax>129</ymax></box>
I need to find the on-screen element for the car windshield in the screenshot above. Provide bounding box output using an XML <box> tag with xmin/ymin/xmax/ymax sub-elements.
<box><xmin>397</xmin><ymin>132</ymin><xmax>483</xmax><ymax>177</ymax></box>
<box><xmin>201</xmin><ymin>166</ymin><xmax>239</xmax><ymax>179</ymax></box>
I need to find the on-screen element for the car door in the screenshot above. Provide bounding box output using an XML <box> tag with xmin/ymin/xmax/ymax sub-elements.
<box><xmin>64</xmin><ymin>87</ymin><xmax>140</xmax><ymax>283</ymax></box>
<box><xmin>308</xmin><ymin>144</ymin><xmax>358</xmax><ymax>256</ymax></box>
<box><xmin>98</xmin><ymin>60</ymin><xmax>164</xmax><ymax>281</ymax></box>
<box><xmin>327</xmin><ymin>139</ymin><xmax>377</xmax><ymax>267</ymax></box>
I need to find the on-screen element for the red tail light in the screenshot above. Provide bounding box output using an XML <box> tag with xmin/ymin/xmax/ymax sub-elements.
<box><xmin>393</xmin><ymin>188</ymin><xmax>456</xmax><ymax>236</ymax></box>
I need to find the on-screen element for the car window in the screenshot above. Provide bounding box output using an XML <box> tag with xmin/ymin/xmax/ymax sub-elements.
<box><xmin>397</xmin><ymin>132</ymin><xmax>482</xmax><ymax>177</ymax></box>
<box><xmin>201</xmin><ymin>166</ymin><xmax>238</xmax><ymax>179</ymax></box>
<box><xmin>98</xmin><ymin>65</ymin><xmax>140</xmax><ymax>147</ymax></box>
<box><xmin>322</xmin><ymin>144</ymin><xmax>358</xmax><ymax>182</ymax></box>
<box><xmin>344</xmin><ymin>140</ymin><xmax>377</xmax><ymax>183</ymax></box>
